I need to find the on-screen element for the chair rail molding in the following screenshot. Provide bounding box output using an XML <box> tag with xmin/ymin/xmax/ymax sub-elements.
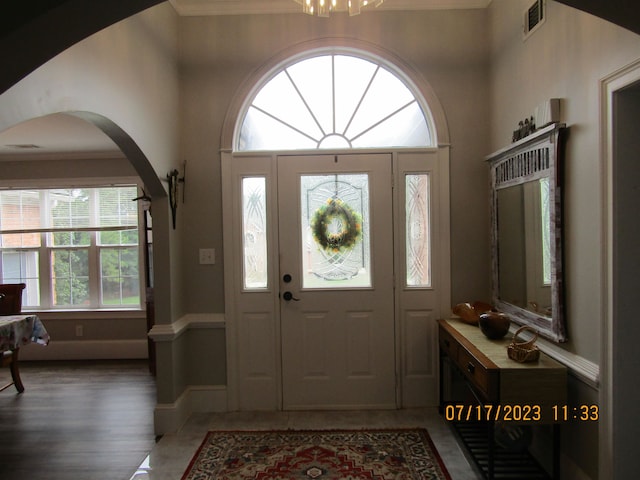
<box><xmin>148</xmin><ymin>313</ymin><xmax>225</xmax><ymax>342</ymax></box>
<box><xmin>510</xmin><ymin>326</ymin><xmax>599</xmax><ymax>388</ymax></box>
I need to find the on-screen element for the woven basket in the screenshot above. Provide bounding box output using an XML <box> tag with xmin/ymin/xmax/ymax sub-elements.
<box><xmin>507</xmin><ymin>325</ymin><xmax>540</xmax><ymax>363</ymax></box>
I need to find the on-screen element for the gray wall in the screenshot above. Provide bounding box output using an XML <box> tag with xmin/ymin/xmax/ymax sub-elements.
<box><xmin>488</xmin><ymin>1</ymin><xmax>640</xmax><ymax>477</ymax></box>
<box><xmin>178</xmin><ymin>9</ymin><xmax>492</xmax><ymax>315</ymax></box>
<box><xmin>3</xmin><ymin>3</ymin><xmax>640</xmax><ymax>475</ymax></box>
<box><xmin>489</xmin><ymin>0</ymin><xmax>640</xmax><ymax>363</ymax></box>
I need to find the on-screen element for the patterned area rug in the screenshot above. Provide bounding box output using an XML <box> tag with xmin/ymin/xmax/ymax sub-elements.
<box><xmin>181</xmin><ymin>428</ymin><xmax>452</xmax><ymax>479</ymax></box>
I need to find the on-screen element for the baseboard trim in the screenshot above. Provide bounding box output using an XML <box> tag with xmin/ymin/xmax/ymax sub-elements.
<box><xmin>561</xmin><ymin>452</ymin><xmax>594</xmax><ymax>480</ymax></box>
<box><xmin>154</xmin><ymin>385</ymin><xmax>228</xmax><ymax>435</ymax></box>
<box><xmin>19</xmin><ymin>339</ymin><xmax>148</xmax><ymax>361</ymax></box>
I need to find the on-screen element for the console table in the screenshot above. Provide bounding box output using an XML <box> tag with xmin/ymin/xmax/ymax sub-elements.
<box><xmin>438</xmin><ymin>318</ymin><xmax>567</xmax><ymax>479</ymax></box>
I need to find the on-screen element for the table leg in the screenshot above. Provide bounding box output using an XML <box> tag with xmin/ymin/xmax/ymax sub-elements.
<box><xmin>9</xmin><ymin>349</ymin><xmax>24</xmax><ymax>393</ymax></box>
<box><xmin>553</xmin><ymin>423</ymin><xmax>560</xmax><ymax>479</ymax></box>
<box><xmin>488</xmin><ymin>420</ymin><xmax>495</xmax><ymax>480</ymax></box>
<box><xmin>438</xmin><ymin>349</ymin><xmax>444</xmax><ymax>414</ymax></box>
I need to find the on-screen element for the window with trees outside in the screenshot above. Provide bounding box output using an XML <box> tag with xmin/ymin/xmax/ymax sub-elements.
<box><xmin>0</xmin><ymin>186</ymin><xmax>142</xmax><ymax>309</ymax></box>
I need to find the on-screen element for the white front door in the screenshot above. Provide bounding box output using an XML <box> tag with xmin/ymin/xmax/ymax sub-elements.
<box><xmin>277</xmin><ymin>154</ymin><xmax>395</xmax><ymax>409</ymax></box>
<box><xmin>222</xmin><ymin>149</ymin><xmax>448</xmax><ymax>411</ymax></box>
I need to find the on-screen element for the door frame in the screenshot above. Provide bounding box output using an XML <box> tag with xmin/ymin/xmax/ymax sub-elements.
<box><xmin>599</xmin><ymin>58</ymin><xmax>640</xmax><ymax>479</ymax></box>
<box><xmin>221</xmin><ymin>147</ymin><xmax>451</xmax><ymax>411</ymax></box>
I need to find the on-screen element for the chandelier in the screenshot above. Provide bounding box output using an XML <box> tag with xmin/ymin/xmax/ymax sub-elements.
<box><xmin>296</xmin><ymin>0</ymin><xmax>384</xmax><ymax>17</ymax></box>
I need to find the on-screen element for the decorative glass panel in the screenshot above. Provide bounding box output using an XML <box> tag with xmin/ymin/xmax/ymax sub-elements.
<box><xmin>242</xmin><ymin>177</ymin><xmax>268</xmax><ymax>289</ymax></box>
<box><xmin>406</xmin><ymin>174</ymin><xmax>431</xmax><ymax>287</ymax></box>
<box><xmin>238</xmin><ymin>54</ymin><xmax>432</xmax><ymax>151</ymax></box>
<box><xmin>301</xmin><ymin>174</ymin><xmax>370</xmax><ymax>288</ymax></box>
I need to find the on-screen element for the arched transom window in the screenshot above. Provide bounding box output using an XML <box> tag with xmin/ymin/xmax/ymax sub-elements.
<box><xmin>237</xmin><ymin>54</ymin><xmax>433</xmax><ymax>151</ymax></box>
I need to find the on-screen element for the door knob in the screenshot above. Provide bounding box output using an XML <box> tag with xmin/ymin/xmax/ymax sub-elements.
<box><xmin>282</xmin><ymin>291</ymin><xmax>300</xmax><ymax>302</ymax></box>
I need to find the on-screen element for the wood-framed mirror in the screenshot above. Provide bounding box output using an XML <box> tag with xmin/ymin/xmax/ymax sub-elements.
<box><xmin>487</xmin><ymin>123</ymin><xmax>567</xmax><ymax>342</ymax></box>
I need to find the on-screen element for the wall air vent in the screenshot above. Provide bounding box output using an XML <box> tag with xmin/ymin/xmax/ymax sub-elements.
<box><xmin>523</xmin><ymin>0</ymin><xmax>545</xmax><ymax>40</ymax></box>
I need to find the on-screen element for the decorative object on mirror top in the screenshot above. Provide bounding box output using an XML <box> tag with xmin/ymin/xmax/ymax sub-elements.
<box><xmin>529</xmin><ymin>301</ymin><xmax>551</xmax><ymax>317</ymax></box>
<box><xmin>452</xmin><ymin>301</ymin><xmax>493</xmax><ymax>325</ymax></box>
<box><xmin>512</xmin><ymin>117</ymin><xmax>536</xmax><ymax>142</ymax></box>
<box><xmin>512</xmin><ymin>98</ymin><xmax>561</xmax><ymax>143</ymax></box>
<box><xmin>507</xmin><ymin>325</ymin><xmax>541</xmax><ymax>363</ymax></box>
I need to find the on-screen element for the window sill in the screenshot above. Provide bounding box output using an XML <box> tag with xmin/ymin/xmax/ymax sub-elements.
<box><xmin>23</xmin><ymin>309</ymin><xmax>146</xmax><ymax>320</ymax></box>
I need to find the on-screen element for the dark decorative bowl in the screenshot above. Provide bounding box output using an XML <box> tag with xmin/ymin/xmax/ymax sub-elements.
<box><xmin>479</xmin><ymin>311</ymin><xmax>511</xmax><ymax>339</ymax></box>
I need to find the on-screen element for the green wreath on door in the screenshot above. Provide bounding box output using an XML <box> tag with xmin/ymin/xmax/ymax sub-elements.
<box><xmin>310</xmin><ymin>198</ymin><xmax>362</xmax><ymax>253</ymax></box>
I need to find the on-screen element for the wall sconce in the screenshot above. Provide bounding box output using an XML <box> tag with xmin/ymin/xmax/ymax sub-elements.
<box><xmin>164</xmin><ymin>162</ymin><xmax>186</xmax><ymax>229</ymax></box>
<box><xmin>133</xmin><ymin>189</ymin><xmax>152</xmax><ymax>213</ymax></box>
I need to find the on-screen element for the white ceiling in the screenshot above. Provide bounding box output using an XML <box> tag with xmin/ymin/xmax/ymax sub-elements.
<box><xmin>0</xmin><ymin>114</ymin><xmax>121</xmax><ymax>162</ymax></box>
<box><xmin>0</xmin><ymin>0</ymin><xmax>491</xmax><ymax>162</ymax></box>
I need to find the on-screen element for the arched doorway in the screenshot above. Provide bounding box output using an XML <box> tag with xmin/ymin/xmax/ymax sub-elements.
<box><xmin>222</xmin><ymin>43</ymin><xmax>451</xmax><ymax>411</ymax></box>
<box><xmin>0</xmin><ymin>112</ymin><xmax>166</xmax><ymax>368</ymax></box>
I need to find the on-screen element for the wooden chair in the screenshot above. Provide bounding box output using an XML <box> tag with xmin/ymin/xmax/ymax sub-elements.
<box><xmin>1</xmin><ymin>283</ymin><xmax>26</xmax><ymax>393</ymax></box>
<box><xmin>0</xmin><ymin>283</ymin><xmax>26</xmax><ymax>315</ymax></box>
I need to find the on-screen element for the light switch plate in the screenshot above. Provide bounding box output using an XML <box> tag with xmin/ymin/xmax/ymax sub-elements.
<box><xmin>199</xmin><ymin>248</ymin><xmax>215</xmax><ymax>265</ymax></box>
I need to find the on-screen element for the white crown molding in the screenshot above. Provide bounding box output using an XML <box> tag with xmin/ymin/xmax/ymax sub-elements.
<box><xmin>169</xmin><ymin>0</ymin><xmax>298</xmax><ymax>16</ymax></box>
<box><xmin>376</xmin><ymin>0</ymin><xmax>492</xmax><ymax>11</ymax></box>
<box><xmin>168</xmin><ymin>0</ymin><xmax>492</xmax><ymax>16</ymax></box>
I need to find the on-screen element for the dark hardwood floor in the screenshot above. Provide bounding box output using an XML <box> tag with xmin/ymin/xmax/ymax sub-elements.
<box><xmin>0</xmin><ymin>360</ymin><xmax>156</xmax><ymax>480</ymax></box>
